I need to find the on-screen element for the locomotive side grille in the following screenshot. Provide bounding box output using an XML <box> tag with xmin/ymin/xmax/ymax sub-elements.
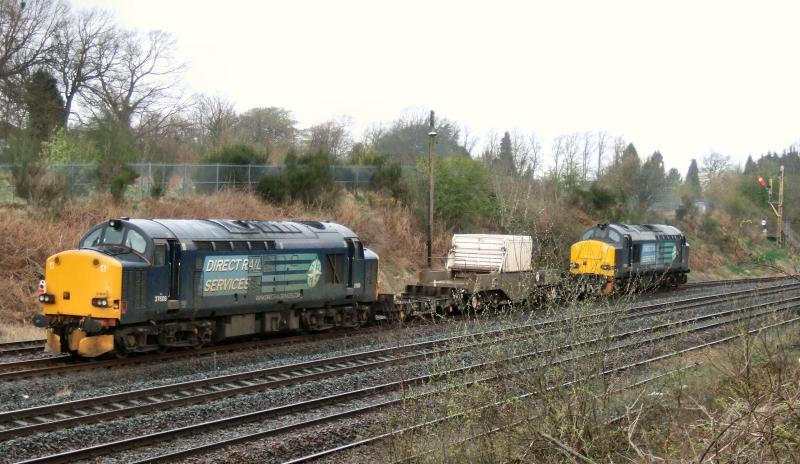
<box><xmin>122</xmin><ymin>269</ymin><xmax>147</xmax><ymax>310</ymax></box>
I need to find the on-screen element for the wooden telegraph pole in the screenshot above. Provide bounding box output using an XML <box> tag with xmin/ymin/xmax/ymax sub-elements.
<box><xmin>427</xmin><ymin>111</ymin><xmax>437</xmax><ymax>268</ymax></box>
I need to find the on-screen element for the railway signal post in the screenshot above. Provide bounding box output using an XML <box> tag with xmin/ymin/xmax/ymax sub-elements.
<box><xmin>759</xmin><ymin>165</ymin><xmax>785</xmax><ymax>246</ymax></box>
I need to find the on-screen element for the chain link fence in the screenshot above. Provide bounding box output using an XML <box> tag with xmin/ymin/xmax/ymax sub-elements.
<box><xmin>0</xmin><ymin>163</ymin><xmax>387</xmax><ymax>199</ymax></box>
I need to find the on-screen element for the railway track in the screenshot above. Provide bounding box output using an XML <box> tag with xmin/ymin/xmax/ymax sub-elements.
<box><xmin>4</xmin><ymin>279</ymin><xmax>793</xmax><ymax>440</ymax></box>
<box><xmin>0</xmin><ymin>275</ymin><xmax>793</xmax><ymax>382</ymax></box>
<box><xmin>9</xmin><ymin>281</ymin><xmax>799</xmax><ymax>463</ymax></box>
<box><xmin>0</xmin><ymin>340</ymin><xmax>45</xmax><ymax>356</ymax></box>
<box><xmin>129</xmin><ymin>295</ymin><xmax>800</xmax><ymax>464</ymax></box>
<box><xmin>282</xmin><ymin>309</ymin><xmax>800</xmax><ymax>464</ymax></box>
<box><xmin>0</xmin><ymin>330</ymin><xmax>377</xmax><ymax>382</ymax></box>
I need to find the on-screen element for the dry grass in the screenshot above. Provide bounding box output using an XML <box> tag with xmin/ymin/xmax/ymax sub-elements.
<box><xmin>0</xmin><ymin>324</ymin><xmax>45</xmax><ymax>343</ymax></box>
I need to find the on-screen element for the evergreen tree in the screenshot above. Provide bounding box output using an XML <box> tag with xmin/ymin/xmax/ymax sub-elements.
<box><xmin>743</xmin><ymin>155</ymin><xmax>757</xmax><ymax>175</ymax></box>
<box><xmin>666</xmin><ymin>168</ymin><xmax>682</xmax><ymax>186</ymax></box>
<box><xmin>24</xmin><ymin>70</ymin><xmax>65</xmax><ymax>145</ymax></box>
<box><xmin>621</xmin><ymin>143</ymin><xmax>639</xmax><ymax>162</ymax></box>
<box><xmin>638</xmin><ymin>151</ymin><xmax>667</xmax><ymax>210</ymax></box>
<box><xmin>684</xmin><ymin>158</ymin><xmax>702</xmax><ymax>199</ymax></box>
<box><xmin>498</xmin><ymin>131</ymin><xmax>514</xmax><ymax>175</ymax></box>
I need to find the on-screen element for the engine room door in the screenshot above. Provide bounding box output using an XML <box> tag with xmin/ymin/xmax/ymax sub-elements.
<box><xmin>344</xmin><ymin>239</ymin><xmax>365</xmax><ymax>297</ymax></box>
<box><xmin>167</xmin><ymin>239</ymin><xmax>181</xmax><ymax>304</ymax></box>
<box><xmin>345</xmin><ymin>239</ymin><xmax>355</xmax><ymax>289</ymax></box>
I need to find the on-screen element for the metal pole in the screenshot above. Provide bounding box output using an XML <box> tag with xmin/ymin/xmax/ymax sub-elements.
<box><xmin>778</xmin><ymin>165</ymin><xmax>784</xmax><ymax>246</ymax></box>
<box><xmin>427</xmin><ymin>110</ymin><xmax>437</xmax><ymax>268</ymax></box>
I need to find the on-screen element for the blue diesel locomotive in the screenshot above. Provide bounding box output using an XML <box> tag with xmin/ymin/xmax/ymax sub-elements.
<box><xmin>33</xmin><ymin>218</ymin><xmax>379</xmax><ymax>357</ymax></box>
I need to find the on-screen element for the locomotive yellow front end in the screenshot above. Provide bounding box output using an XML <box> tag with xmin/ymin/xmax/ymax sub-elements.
<box><xmin>33</xmin><ymin>250</ymin><xmax>122</xmax><ymax>357</ymax></box>
<box><xmin>569</xmin><ymin>239</ymin><xmax>616</xmax><ymax>294</ymax></box>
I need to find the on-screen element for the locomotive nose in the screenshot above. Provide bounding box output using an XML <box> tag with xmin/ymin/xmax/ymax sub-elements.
<box><xmin>37</xmin><ymin>250</ymin><xmax>122</xmax><ymax>357</ymax></box>
<box><xmin>569</xmin><ymin>240</ymin><xmax>615</xmax><ymax>277</ymax></box>
<box><xmin>40</xmin><ymin>250</ymin><xmax>123</xmax><ymax>318</ymax></box>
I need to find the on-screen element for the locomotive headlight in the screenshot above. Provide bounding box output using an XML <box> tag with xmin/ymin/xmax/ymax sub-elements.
<box><xmin>600</xmin><ymin>264</ymin><xmax>612</xmax><ymax>270</ymax></box>
<box><xmin>92</xmin><ymin>297</ymin><xmax>109</xmax><ymax>308</ymax></box>
<box><xmin>38</xmin><ymin>293</ymin><xmax>55</xmax><ymax>304</ymax></box>
<box><xmin>569</xmin><ymin>263</ymin><xmax>579</xmax><ymax>269</ymax></box>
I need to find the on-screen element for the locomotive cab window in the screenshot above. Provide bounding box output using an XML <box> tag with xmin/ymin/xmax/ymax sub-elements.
<box><xmin>125</xmin><ymin>229</ymin><xmax>147</xmax><ymax>254</ymax></box>
<box><xmin>102</xmin><ymin>226</ymin><xmax>124</xmax><ymax>245</ymax></box>
<box><xmin>608</xmin><ymin>230</ymin><xmax>621</xmax><ymax>243</ymax></box>
<box><xmin>81</xmin><ymin>228</ymin><xmax>103</xmax><ymax>248</ymax></box>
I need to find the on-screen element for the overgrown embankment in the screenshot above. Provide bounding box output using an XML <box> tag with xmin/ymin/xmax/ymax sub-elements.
<box><xmin>0</xmin><ymin>191</ymin><xmax>445</xmax><ymax>326</ymax></box>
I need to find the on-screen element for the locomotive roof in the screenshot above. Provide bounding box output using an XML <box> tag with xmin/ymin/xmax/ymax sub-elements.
<box><xmin>586</xmin><ymin>223</ymin><xmax>684</xmax><ymax>241</ymax></box>
<box><xmin>119</xmin><ymin>219</ymin><xmax>359</xmax><ymax>241</ymax></box>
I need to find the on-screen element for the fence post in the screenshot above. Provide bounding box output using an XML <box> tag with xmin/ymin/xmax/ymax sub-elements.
<box><xmin>354</xmin><ymin>167</ymin><xmax>359</xmax><ymax>193</ymax></box>
<box><xmin>69</xmin><ymin>164</ymin><xmax>75</xmax><ymax>195</ymax></box>
<box><xmin>215</xmin><ymin>164</ymin><xmax>220</xmax><ymax>192</ymax></box>
<box><xmin>248</xmin><ymin>165</ymin><xmax>252</xmax><ymax>192</ymax></box>
<box><xmin>147</xmin><ymin>162</ymin><xmax>152</xmax><ymax>197</ymax></box>
<box><xmin>183</xmin><ymin>163</ymin><xmax>188</xmax><ymax>196</ymax></box>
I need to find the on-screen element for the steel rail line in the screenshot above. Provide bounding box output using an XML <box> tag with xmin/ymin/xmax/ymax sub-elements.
<box><xmin>17</xmin><ymin>290</ymin><xmax>799</xmax><ymax>464</ymax></box>
<box><xmin>0</xmin><ymin>275</ymin><xmax>792</xmax><ymax>381</ymax></box>
<box><xmin>2</xmin><ymin>279</ymin><xmax>795</xmax><ymax>440</ymax></box>
<box><xmin>0</xmin><ymin>274</ymin><xmax>789</xmax><ymax>356</ymax></box>
<box><xmin>0</xmin><ymin>329</ymin><xmax>378</xmax><ymax>382</ymax></box>
<box><xmin>137</xmin><ymin>300</ymin><xmax>799</xmax><ymax>464</ymax></box>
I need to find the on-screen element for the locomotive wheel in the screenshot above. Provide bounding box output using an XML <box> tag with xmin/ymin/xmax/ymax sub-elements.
<box><xmin>113</xmin><ymin>344</ymin><xmax>129</xmax><ymax>359</ymax></box>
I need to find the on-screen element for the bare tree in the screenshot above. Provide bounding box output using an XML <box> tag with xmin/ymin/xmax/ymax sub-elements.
<box><xmin>305</xmin><ymin>115</ymin><xmax>353</xmax><ymax>159</ymax></box>
<box><xmin>460</xmin><ymin>124</ymin><xmax>478</xmax><ymax>156</ymax></box>
<box><xmin>612</xmin><ymin>136</ymin><xmax>626</xmax><ymax>166</ymax></box>
<box><xmin>562</xmin><ymin>133</ymin><xmax>581</xmax><ymax>180</ymax></box>
<box><xmin>580</xmin><ymin>131</ymin><xmax>594</xmax><ymax>181</ymax></box>
<box><xmin>700</xmin><ymin>152</ymin><xmax>731</xmax><ymax>186</ymax></box>
<box><xmin>551</xmin><ymin>135</ymin><xmax>563</xmax><ymax>179</ymax></box>
<box><xmin>192</xmin><ymin>93</ymin><xmax>237</xmax><ymax>149</ymax></box>
<box><xmin>88</xmin><ymin>29</ymin><xmax>184</xmax><ymax>129</ymax></box>
<box><xmin>527</xmin><ymin>131</ymin><xmax>543</xmax><ymax>178</ymax></box>
<box><xmin>481</xmin><ymin>130</ymin><xmax>499</xmax><ymax>164</ymax></box>
<box><xmin>510</xmin><ymin>129</ymin><xmax>531</xmax><ymax>174</ymax></box>
<box><xmin>361</xmin><ymin>122</ymin><xmax>385</xmax><ymax>148</ymax></box>
<box><xmin>0</xmin><ymin>0</ymin><xmax>67</xmax><ymax>121</ymax></box>
<box><xmin>51</xmin><ymin>8</ymin><xmax>117</xmax><ymax>127</ymax></box>
<box><xmin>596</xmin><ymin>130</ymin><xmax>609</xmax><ymax>178</ymax></box>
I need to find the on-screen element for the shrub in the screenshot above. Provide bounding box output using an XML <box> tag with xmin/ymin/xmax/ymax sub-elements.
<box><xmin>425</xmin><ymin>156</ymin><xmax>498</xmax><ymax>230</ymax></box>
<box><xmin>98</xmin><ymin>160</ymin><xmax>139</xmax><ymax>203</ymax></box>
<box><xmin>203</xmin><ymin>143</ymin><xmax>267</xmax><ymax>165</ymax></box>
<box><xmin>255</xmin><ymin>175</ymin><xmax>289</xmax><ymax>203</ymax></box>
<box><xmin>195</xmin><ymin>143</ymin><xmax>267</xmax><ymax>193</ymax></box>
<box><xmin>370</xmin><ymin>162</ymin><xmax>407</xmax><ymax>200</ymax></box>
<box><xmin>285</xmin><ymin>149</ymin><xmax>337</xmax><ymax>206</ymax></box>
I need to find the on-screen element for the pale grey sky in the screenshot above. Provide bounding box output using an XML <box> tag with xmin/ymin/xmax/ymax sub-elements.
<box><xmin>73</xmin><ymin>0</ymin><xmax>800</xmax><ymax>173</ymax></box>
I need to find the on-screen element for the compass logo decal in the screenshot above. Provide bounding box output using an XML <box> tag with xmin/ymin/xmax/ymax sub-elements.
<box><xmin>307</xmin><ymin>258</ymin><xmax>322</xmax><ymax>288</ymax></box>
